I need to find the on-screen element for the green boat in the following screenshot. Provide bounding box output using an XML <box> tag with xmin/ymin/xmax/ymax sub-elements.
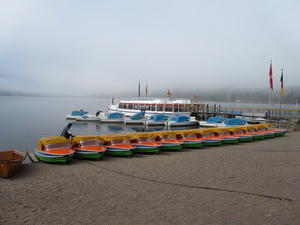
<box><xmin>127</xmin><ymin>132</ymin><xmax>161</xmax><ymax>154</ymax></box>
<box><xmin>150</xmin><ymin>131</ymin><xmax>183</xmax><ymax>151</ymax></box>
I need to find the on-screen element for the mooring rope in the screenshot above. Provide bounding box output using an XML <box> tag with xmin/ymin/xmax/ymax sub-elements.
<box><xmin>86</xmin><ymin>161</ymin><xmax>292</xmax><ymax>202</ymax></box>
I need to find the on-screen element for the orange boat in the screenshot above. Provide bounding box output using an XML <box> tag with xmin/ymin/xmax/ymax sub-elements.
<box><xmin>71</xmin><ymin>135</ymin><xmax>106</xmax><ymax>160</ymax></box>
<box><xmin>99</xmin><ymin>134</ymin><xmax>135</xmax><ymax>157</ymax></box>
<box><xmin>150</xmin><ymin>131</ymin><xmax>184</xmax><ymax>151</ymax></box>
<box><xmin>0</xmin><ymin>149</ymin><xmax>25</xmax><ymax>178</ymax></box>
<box><xmin>127</xmin><ymin>132</ymin><xmax>162</xmax><ymax>154</ymax></box>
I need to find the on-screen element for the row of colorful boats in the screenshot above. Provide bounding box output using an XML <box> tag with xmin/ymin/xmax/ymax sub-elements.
<box><xmin>33</xmin><ymin>124</ymin><xmax>286</xmax><ymax>164</ymax></box>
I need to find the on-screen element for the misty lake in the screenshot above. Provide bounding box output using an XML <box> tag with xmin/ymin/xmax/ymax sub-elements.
<box><xmin>0</xmin><ymin>96</ymin><xmax>298</xmax><ymax>163</ymax></box>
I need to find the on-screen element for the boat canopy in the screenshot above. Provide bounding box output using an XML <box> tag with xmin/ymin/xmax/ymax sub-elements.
<box><xmin>37</xmin><ymin>136</ymin><xmax>70</xmax><ymax>150</ymax></box>
<box><xmin>127</xmin><ymin>132</ymin><xmax>155</xmax><ymax>139</ymax></box>
<box><xmin>148</xmin><ymin>114</ymin><xmax>169</xmax><ymax>121</ymax></box>
<box><xmin>71</xmin><ymin>135</ymin><xmax>100</xmax><ymax>145</ymax></box>
<box><xmin>71</xmin><ymin>111</ymin><xmax>88</xmax><ymax>116</ymax></box>
<box><xmin>99</xmin><ymin>134</ymin><xmax>129</xmax><ymax>141</ymax></box>
<box><xmin>129</xmin><ymin>110</ymin><xmax>145</xmax><ymax>120</ymax></box>
<box><xmin>207</xmin><ymin>116</ymin><xmax>226</xmax><ymax>123</ymax></box>
<box><xmin>107</xmin><ymin>112</ymin><xmax>124</xmax><ymax>119</ymax></box>
<box><xmin>223</xmin><ymin>118</ymin><xmax>247</xmax><ymax>126</ymax></box>
<box><xmin>170</xmin><ymin>115</ymin><xmax>190</xmax><ymax>122</ymax></box>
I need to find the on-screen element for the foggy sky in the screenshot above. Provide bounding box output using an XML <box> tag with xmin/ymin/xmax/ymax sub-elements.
<box><xmin>1</xmin><ymin>1</ymin><xmax>299</xmax><ymax>98</ymax></box>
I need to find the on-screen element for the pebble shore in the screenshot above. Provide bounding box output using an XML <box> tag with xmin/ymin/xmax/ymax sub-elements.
<box><xmin>1</xmin><ymin>131</ymin><xmax>300</xmax><ymax>224</ymax></box>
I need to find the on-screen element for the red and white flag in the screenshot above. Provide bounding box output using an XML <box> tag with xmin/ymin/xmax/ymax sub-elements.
<box><xmin>269</xmin><ymin>61</ymin><xmax>273</xmax><ymax>90</ymax></box>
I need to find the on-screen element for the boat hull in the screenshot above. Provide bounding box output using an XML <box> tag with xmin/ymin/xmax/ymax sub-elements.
<box><xmin>72</xmin><ymin>147</ymin><xmax>106</xmax><ymax>160</ymax></box>
<box><xmin>34</xmin><ymin>149</ymin><xmax>74</xmax><ymax>164</ymax></box>
<box><xmin>132</xmin><ymin>143</ymin><xmax>161</xmax><ymax>154</ymax></box>
<box><xmin>0</xmin><ymin>150</ymin><xmax>25</xmax><ymax>178</ymax></box>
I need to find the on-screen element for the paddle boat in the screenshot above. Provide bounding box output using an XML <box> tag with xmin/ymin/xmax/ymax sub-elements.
<box><xmin>100</xmin><ymin>112</ymin><xmax>125</xmax><ymax>123</ymax></box>
<box><xmin>122</xmin><ymin>110</ymin><xmax>147</xmax><ymax>124</ymax></box>
<box><xmin>127</xmin><ymin>132</ymin><xmax>162</xmax><ymax>154</ymax></box>
<box><xmin>231</xmin><ymin>127</ymin><xmax>254</xmax><ymax>142</ymax></box>
<box><xmin>171</xmin><ymin>130</ymin><xmax>204</xmax><ymax>148</ymax></box>
<box><xmin>191</xmin><ymin>129</ymin><xmax>223</xmax><ymax>146</ymax></box>
<box><xmin>0</xmin><ymin>149</ymin><xmax>26</xmax><ymax>178</ymax></box>
<box><xmin>144</xmin><ymin>114</ymin><xmax>169</xmax><ymax>126</ymax></box>
<box><xmin>250</xmin><ymin>124</ymin><xmax>276</xmax><ymax>138</ymax></box>
<box><xmin>66</xmin><ymin>110</ymin><xmax>89</xmax><ymax>120</ymax></box>
<box><xmin>99</xmin><ymin>134</ymin><xmax>135</xmax><ymax>157</ymax></box>
<box><xmin>150</xmin><ymin>131</ymin><xmax>184</xmax><ymax>151</ymax></box>
<box><xmin>212</xmin><ymin>127</ymin><xmax>240</xmax><ymax>144</ymax></box>
<box><xmin>165</xmin><ymin>115</ymin><xmax>199</xmax><ymax>127</ymax></box>
<box><xmin>71</xmin><ymin>135</ymin><xmax>106</xmax><ymax>160</ymax></box>
<box><xmin>199</xmin><ymin>117</ymin><xmax>248</xmax><ymax>127</ymax></box>
<box><xmin>256</xmin><ymin>124</ymin><xmax>286</xmax><ymax>137</ymax></box>
<box><xmin>242</xmin><ymin>125</ymin><xmax>266</xmax><ymax>140</ymax></box>
<box><xmin>34</xmin><ymin>136</ymin><xmax>75</xmax><ymax>164</ymax></box>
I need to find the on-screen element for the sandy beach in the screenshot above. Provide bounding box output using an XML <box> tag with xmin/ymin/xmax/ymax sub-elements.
<box><xmin>1</xmin><ymin>131</ymin><xmax>300</xmax><ymax>225</ymax></box>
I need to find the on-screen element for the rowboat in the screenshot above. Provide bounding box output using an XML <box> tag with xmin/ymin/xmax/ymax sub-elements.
<box><xmin>191</xmin><ymin>129</ymin><xmax>223</xmax><ymax>146</ymax></box>
<box><xmin>212</xmin><ymin>127</ymin><xmax>240</xmax><ymax>144</ymax></box>
<box><xmin>0</xmin><ymin>149</ymin><xmax>25</xmax><ymax>178</ymax></box>
<box><xmin>165</xmin><ymin>115</ymin><xmax>199</xmax><ymax>127</ymax></box>
<box><xmin>150</xmin><ymin>131</ymin><xmax>184</xmax><ymax>151</ymax></box>
<box><xmin>99</xmin><ymin>134</ymin><xmax>135</xmax><ymax>157</ymax></box>
<box><xmin>108</xmin><ymin>98</ymin><xmax>193</xmax><ymax>117</ymax></box>
<box><xmin>100</xmin><ymin>112</ymin><xmax>125</xmax><ymax>123</ymax></box>
<box><xmin>144</xmin><ymin>114</ymin><xmax>169</xmax><ymax>126</ymax></box>
<box><xmin>127</xmin><ymin>132</ymin><xmax>162</xmax><ymax>154</ymax></box>
<box><xmin>171</xmin><ymin>130</ymin><xmax>204</xmax><ymax>148</ymax></box>
<box><xmin>71</xmin><ymin>135</ymin><xmax>106</xmax><ymax>160</ymax></box>
<box><xmin>34</xmin><ymin>136</ymin><xmax>75</xmax><ymax>164</ymax></box>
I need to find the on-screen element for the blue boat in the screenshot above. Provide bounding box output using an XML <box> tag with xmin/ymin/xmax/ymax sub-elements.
<box><xmin>165</xmin><ymin>115</ymin><xmax>199</xmax><ymax>127</ymax></box>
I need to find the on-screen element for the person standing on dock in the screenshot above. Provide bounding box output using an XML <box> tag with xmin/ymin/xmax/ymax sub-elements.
<box><xmin>61</xmin><ymin>123</ymin><xmax>75</xmax><ymax>139</ymax></box>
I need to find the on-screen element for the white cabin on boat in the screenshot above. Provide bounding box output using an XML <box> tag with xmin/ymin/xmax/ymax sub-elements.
<box><xmin>108</xmin><ymin>98</ymin><xmax>193</xmax><ymax>117</ymax></box>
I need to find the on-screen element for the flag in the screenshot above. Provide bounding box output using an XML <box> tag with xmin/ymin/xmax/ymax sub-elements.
<box><xmin>193</xmin><ymin>94</ymin><xmax>197</xmax><ymax>102</ymax></box>
<box><xmin>166</xmin><ymin>90</ymin><xmax>171</xmax><ymax>97</ymax></box>
<box><xmin>112</xmin><ymin>96</ymin><xmax>114</xmax><ymax>104</ymax></box>
<box><xmin>269</xmin><ymin>61</ymin><xmax>273</xmax><ymax>90</ymax></box>
<box><xmin>145</xmin><ymin>80</ymin><xmax>148</xmax><ymax>97</ymax></box>
<box><xmin>280</xmin><ymin>69</ymin><xmax>284</xmax><ymax>96</ymax></box>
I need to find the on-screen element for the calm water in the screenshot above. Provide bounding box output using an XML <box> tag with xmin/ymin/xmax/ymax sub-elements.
<box><xmin>0</xmin><ymin>96</ymin><xmax>298</xmax><ymax>156</ymax></box>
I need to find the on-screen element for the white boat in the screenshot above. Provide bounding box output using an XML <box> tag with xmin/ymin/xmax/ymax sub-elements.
<box><xmin>76</xmin><ymin>115</ymin><xmax>100</xmax><ymax>122</ymax></box>
<box><xmin>100</xmin><ymin>112</ymin><xmax>125</xmax><ymax>123</ymax></box>
<box><xmin>122</xmin><ymin>110</ymin><xmax>148</xmax><ymax>124</ymax></box>
<box><xmin>108</xmin><ymin>98</ymin><xmax>193</xmax><ymax>117</ymax></box>
<box><xmin>199</xmin><ymin>117</ymin><xmax>248</xmax><ymax>127</ymax></box>
<box><xmin>144</xmin><ymin>114</ymin><xmax>169</xmax><ymax>126</ymax></box>
<box><xmin>66</xmin><ymin>110</ymin><xmax>89</xmax><ymax>120</ymax></box>
<box><xmin>165</xmin><ymin>115</ymin><xmax>199</xmax><ymax>127</ymax></box>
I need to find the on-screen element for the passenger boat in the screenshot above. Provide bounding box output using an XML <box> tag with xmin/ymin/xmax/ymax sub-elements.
<box><xmin>144</xmin><ymin>114</ymin><xmax>169</xmax><ymax>126</ymax></box>
<box><xmin>0</xmin><ymin>149</ymin><xmax>25</xmax><ymax>178</ymax></box>
<box><xmin>127</xmin><ymin>132</ymin><xmax>162</xmax><ymax>154</ymax></box>
<box><xmin>122</xmin><ymin>110</ymin><xmax>148</xmax><ymax>124</ymax></box>
<box><xmin>212</xmin><ymin>128</ymin><xmax>240</xmax><ymax>144</ymax></box>
<box><xmin>108</xmin><ymin>98</ymin><xmax>193</xmax><ymax>117</ymax></box>
<box><xmin>150</xmin><ymin>131</ymin><xmax>184</xmax><ymax>151</ymax></box>
<box><xmin>191</xmin><ymin>129</ymin><xmax>223</xmax><ymax>146</ymax></box>
<box><xmin>71</xmin><ymin>135</ymin><xmax>106</xmax><ymax>160</ymax></box>
<box><xmin>165</xmin><ymin>115</ymin><xmax>199</xmax><ymax>127</ymax></box>
<box><xmin>99</xmin><ymin>134</ymin><xmax>135</xmax><ymax>157</ymax></box>
<box><xmin>172</xmin><ymin>130</ymin><xmax>204</xmax><ymax>148</ymax></box>
<box><xmin>199</xmin><ymin>117</ymin><xmax>248</xmax><ymax>127</ymax></box>
<box><xmin>100</xmin><ymin>112</ymin><xmax>125</xmax><ymax>123</ymax></box>
<box><xmin>34</xmin><ymin>136</ymin><xmax>75</xmax><ymax>164</ymax></box>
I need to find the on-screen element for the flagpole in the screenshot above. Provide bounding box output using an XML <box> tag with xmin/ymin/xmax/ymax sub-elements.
<box><xmin>138</xmin><ymin>79</ymin><xmax>140</xmax><ymax>98</ymax></box>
